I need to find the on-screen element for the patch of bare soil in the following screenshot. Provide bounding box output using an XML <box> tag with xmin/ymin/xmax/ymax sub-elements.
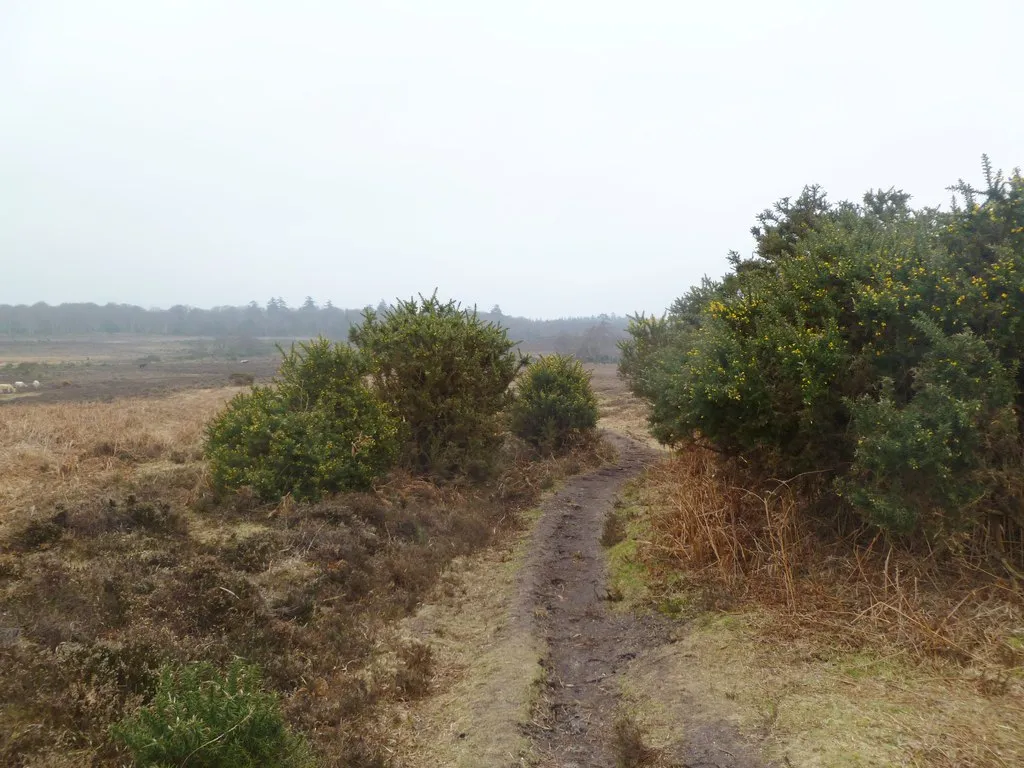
<box><xmin>520</xmin><ymin>432</ymin><xmax>768</xmax><ymax>768</ymax></box>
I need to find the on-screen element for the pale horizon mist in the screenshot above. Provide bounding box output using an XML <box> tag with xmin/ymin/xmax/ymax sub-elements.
<box><xmin>3</xmin><ymin>1</ymin><xmax>1022</xmax><ymax>319</ymax></box>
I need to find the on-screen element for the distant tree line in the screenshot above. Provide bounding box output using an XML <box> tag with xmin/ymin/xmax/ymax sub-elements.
<box><xmin>0</xmin><ymin>298</ymin><xmax>356</xmax><ymax>338</ymax></box>
<box><xmin>0</xmin><ymin>297</ymin><xmax>629</xmax><ymax>356</ymax></box>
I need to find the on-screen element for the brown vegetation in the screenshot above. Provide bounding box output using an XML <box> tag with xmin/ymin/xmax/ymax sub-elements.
<box><xmin>631</xmin><ymin>449</ymin><xmax>1024</xmax><ymax>671</ymax></box>
<box><xmin>228</xmin><ymin>371</ymin><xmax>255</xmax><ymax>386</ymax></box>
<box><xmin>615</xmin><ymin>447</ymin><xmax>1024</xmax><ymax>765</ymax></box>
<box><xmin>0</xmin><ymin>388</ymin><xmax>611</xmax><ymax>766</ymax></box>
<box><xmin>0</xmin><ymin>389</ymin><xmax>232</xmax><ymax>515</ymax></box>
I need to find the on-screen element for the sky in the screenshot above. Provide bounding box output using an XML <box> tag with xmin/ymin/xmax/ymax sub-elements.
<box><xmin>2</xmin><ymin>1</ymin><xmax>1022</xmax><ymax>319</ymax></box>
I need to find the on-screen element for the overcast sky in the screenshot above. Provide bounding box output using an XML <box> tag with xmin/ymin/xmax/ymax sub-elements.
<box><xmin>3</xmin><ymin>1</ymin><xmax>1022</xmax><ymax>318</ymax></box>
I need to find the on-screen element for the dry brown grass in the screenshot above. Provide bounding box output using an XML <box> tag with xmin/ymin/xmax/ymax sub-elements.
<box><xmin>0</xmin><ymin>388</ymin><xmax>233</xmax><ymax>519</ymax></box>
<box><xmin>632</xmin><ymin>450</ymin><xmax>1024</xmax><ymax>672</ymax></box>
<box><xmin>614</xmin><ymin>448</ymin><xmax>1024</xmax><ymax>766</ymax></box>
<box><xmin>0</xmin><ymin>388</ymin><xmax>612</xmax><ymax>766</ymax></box>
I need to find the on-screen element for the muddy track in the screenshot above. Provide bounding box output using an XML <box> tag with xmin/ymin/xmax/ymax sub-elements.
<box><xmin>518</xmin><ymin>431</ymin><xmax>767</xmax><ymax>768</ymax></box>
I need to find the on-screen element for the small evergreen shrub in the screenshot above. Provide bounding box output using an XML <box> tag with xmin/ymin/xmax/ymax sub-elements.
<box><xmin>205</xmin><ymin>338</ymin><xmax>399</xmax><ymax>502</ymax></box>
<box><xmin>111</xmin><ymin>659</ymin><xmax>312</xmax><ymax>768</ymax></box>
<box><xmin>511</xmin><ymin>354</ymin><xmax>599</xmax><ymax>450</ymax></box>
<box><xmin>350</xmin><ymin>293</ymin><xmax>525</xmax><ymax>476</ymax></box>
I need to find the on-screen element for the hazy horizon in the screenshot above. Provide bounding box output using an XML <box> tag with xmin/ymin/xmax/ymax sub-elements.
<box><xmin>0</xmin><ymin>293</ymin><xmax>629</xmax><ymax>322</ymax></box>
<box><xmin>4</xmin><ymin>1</ymin><xmax>1023</xmax><ymax>317</ymax></box>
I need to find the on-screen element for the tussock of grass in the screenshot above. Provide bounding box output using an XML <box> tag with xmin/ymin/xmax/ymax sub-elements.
<box><xmin>606</xmin><ymin>530</ymin><xmax>650</xmax><ymax>608</ymax></box>
<box><xmin>601</xmin><ymin>504</ymin><xmax>628</xmax><ymax>548</ymax></box>
<box><xmin>632</xmin><ymin>450</ymin><xmax>1024</xmax><ymax>671</ymax></box>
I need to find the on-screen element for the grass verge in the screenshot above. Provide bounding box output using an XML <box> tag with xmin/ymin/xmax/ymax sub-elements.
<box><xmin>379</xmin><ymin>506</ymin><xmax>548</xmax><ymax>766</ymax></box>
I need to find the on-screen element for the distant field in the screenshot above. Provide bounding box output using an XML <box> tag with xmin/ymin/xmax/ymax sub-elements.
<box><xmin>0</xmin><ymin>337</ymin><xmax>620</xmax><ymax>407</ymax></box>
<box><xmin>0</xmin><ymin>335</ymin><xmax>208</xmax><ymax>364</ymax></box>
<box><xmin>0</xmin><ymin>336</ymin><xmax>281</xmax><ymax>405</ymax></box>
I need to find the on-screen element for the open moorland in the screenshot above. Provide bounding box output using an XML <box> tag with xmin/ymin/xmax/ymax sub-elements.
<box><xmin>3</xmin><ymin>333</ymin><xmax>1021</xmax><ymax>767</ymax></box>
<box><xmin>6</xmin><ymin>164</ymin><xmax>1024</xmax><ymax>766</ymax></box>
<box><xmin>0</xmin><ymin>333</ymin><xmax>622</xmax><ymax>766</ymax></box>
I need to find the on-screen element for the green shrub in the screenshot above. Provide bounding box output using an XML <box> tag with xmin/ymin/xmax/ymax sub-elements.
<box><xmin>349</xmin><ymin>293</ymin><xmax>525</xmax><ymax>476</ymax></box>
<box><xmin>618</xmin><ymin>313</ymin><xmax>673</xmax><ymax>400</ymax></box>
<box><xmin>112</xmin><ymin>659</ymin><xmax>311</xmax><ymax>768</ymax></box>
<box><xmin>511</xmin><ymin>354</ymin><xmax>598</xmax><ymax>450</ymax></box>
<box><xmin>205</xmin><ymin>338</ymin><xmax>399</xmax><ymax>502</ymax></box>
<box><xmin>619</xmin><ymin>278</ymin><xmax>720</xmax><ymax>401</ymax></box>
<box><xmin>843</xmin><ymin>320</ymin><xmax>1018</xmax><ymax>536</ymax></box>
<box><xmin>622</xmin><ymin>158</ymin><xmax>1024</xmax><ymax>542</ymax></box>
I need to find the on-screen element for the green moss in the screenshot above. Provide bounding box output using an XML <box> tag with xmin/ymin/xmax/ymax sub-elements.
<box><xmin>607</xmin><ymin>535</ymin><xmax>649</xmax><ymax>607</ymax></box>
<box><xmin>604</xmin><ymin>497</ymin><xmax>697</xmax><ymax>617</ymax></box>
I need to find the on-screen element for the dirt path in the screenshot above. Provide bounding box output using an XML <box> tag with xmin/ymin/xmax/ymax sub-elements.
<box><xmin>519</xmin><ymin>431</ymin><xmax>767</xmax><ymax>767</ymax></box>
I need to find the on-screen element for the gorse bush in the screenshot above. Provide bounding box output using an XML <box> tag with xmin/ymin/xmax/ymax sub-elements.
<box><xmin>111</xmin><ymin>659</ymin><xmax>312</xmax><ymax>768</ymax></box>
<box><xmin>350</xmin><ymin>293</ymin><xmax>525</xmax><ymax>476</ymax></box>
<box><xmin>621</xmin><ymin>158</ymin><xmax>1024</xmax><ymax>546</ymax></box>
<box><xmin>843</xmin><ymin>320</ymin><xmax>1019</xmax><ymax>534</ymax></box>
<box><xmin>511</xmin><ymin>354</ymin><xmax>599</xmax><ymax>450</ymax></box>
<box><xmin>206</xmin><ymin>338</ymin><xmax>399</xmax><ymax>502</ymax></box>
